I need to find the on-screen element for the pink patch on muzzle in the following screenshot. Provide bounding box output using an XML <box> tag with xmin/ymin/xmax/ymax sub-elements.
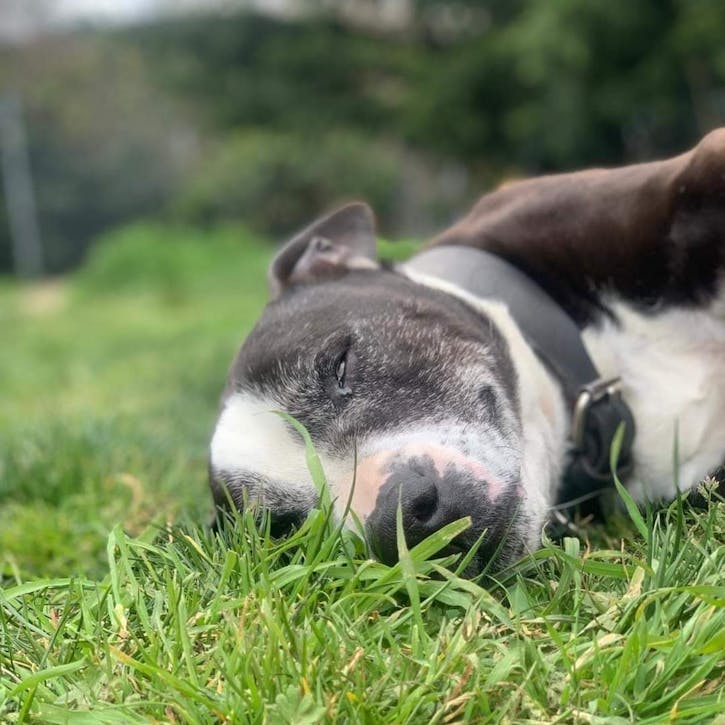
<box><xmin>338</xmin><ymin>444</ymin><xmax>503</xmax><ymax>521</ymax></box>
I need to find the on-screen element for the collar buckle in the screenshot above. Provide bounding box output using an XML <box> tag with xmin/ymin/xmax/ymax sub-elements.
<box><xmin>562</xmin><ymin>376</ymin><xmax>635</xmax><ymax>511</ymax></box>
<box><xmin>570</xmin><ymin>377</ymin><xmax>623</xmax><ymax>451</ymax></box>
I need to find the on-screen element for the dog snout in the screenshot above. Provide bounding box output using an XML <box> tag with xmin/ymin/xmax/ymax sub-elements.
<box><xmin>365</xmin><ymin>455</ymin><xmax>501</xmax><ymax>568</ymax></box>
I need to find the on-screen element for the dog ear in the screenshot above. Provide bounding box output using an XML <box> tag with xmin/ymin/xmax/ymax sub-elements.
<box><xmin>268</xmin><ymin>202</ymin><xmax>378</xmax><ymax>298</ymax></box>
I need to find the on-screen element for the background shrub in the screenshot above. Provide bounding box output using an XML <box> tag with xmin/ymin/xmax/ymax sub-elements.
<box><xmin>173</xmin><ymin>129</ymin><xmax>403</xmax><ymax>236</ymax></box>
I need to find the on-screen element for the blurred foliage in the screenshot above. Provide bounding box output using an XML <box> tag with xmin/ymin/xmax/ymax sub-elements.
<box><xmin>75</xmin><ymin>222</ymin><xmax>264</xmax><ymax>301</ymax></box>
<box><xmin>0</xmin><ymin>34</ymin><xmax>196</xmax><ymax>273</ymax></box>
<box><xmin>0</xmin><ymin>1</ymin><xmax>724</xmax><ymax>275</ymax></box>
<box><xmin>173</xmin><ymin>129</ymin><xmax>402</xmax><ymax>235</ymax></box>
<box><xmin>131</xmin><ymin>2</ymin><xmax>724</xmax><ymax>168</ymax></box>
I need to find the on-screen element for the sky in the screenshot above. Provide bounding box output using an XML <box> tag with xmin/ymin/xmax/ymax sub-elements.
<box><xmin>0</xmin><ymin>1</ymin><xmax>411</xmax><ymax>43</ymax></box>
<box><xmin>0</xmin><ymin>0</ymin><xmax>281</xmax><ymax>42</ymax></box>
<box><xmin>54</xmin><ymin>0</ymin><xmax>157</xmax><ymax>21</ymax></box>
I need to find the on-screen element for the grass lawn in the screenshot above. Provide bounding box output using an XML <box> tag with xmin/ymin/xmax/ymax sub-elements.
<box><xmin>1</xmin><ymin>223</ymin><xmax>723</xmax><ymax>724</ymax></box>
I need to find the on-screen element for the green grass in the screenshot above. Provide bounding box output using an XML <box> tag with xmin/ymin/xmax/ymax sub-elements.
<box><xmin>1</xmin><ymin>223</ymin><xmax>724</xmax><ymax>723</ymax></box>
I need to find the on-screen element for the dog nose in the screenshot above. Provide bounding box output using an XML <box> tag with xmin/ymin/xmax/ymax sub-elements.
<box><xmin>365</xmin><ymin>459</ymin><xmax>480</xmax><ymax>566</ymax></box>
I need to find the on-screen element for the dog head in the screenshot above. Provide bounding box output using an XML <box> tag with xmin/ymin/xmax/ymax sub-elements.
<box><xmin>209</xmin><ymin>202</ymin><xmax>558</xmax><ymax>573</ymax></box>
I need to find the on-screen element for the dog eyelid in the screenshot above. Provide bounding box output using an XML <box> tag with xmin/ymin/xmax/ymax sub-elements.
<box><xmin>335</xmin><ymin>354</ymin><xmax>347</xmax><ymax>388</ymax></box>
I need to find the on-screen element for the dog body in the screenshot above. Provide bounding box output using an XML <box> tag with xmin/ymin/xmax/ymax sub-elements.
<box><xmin>210</xmin><ymin>130</ymin><xmax>725</xmax><ymax>572</ymax></box>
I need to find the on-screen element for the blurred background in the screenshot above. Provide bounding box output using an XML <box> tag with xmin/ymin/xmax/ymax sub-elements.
<box><xmin>2</xmin><ymin>0</ymin><xmax>724</xmax><ymax>277</ymax></box>
<box><xmin>1</xmin><ymin>0</ymin><xmax>724</xmax><ymax>577</ymax></box>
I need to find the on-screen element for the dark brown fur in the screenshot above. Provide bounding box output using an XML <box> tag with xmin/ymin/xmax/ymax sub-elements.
<box><xmin>432</xmin><ymin>128</ymin><xmax>725</xmax><ymax>325</ymax></box>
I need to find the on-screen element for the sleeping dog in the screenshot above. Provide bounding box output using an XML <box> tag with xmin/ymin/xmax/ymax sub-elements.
<box><xmin>209</xmin><ymin>129</ymin><xmax>725</xmax><ymax>573</ymax></box>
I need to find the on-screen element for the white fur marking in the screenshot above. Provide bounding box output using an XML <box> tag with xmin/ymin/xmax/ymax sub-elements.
<box><xmin>210</xmin><ymin>393</ymin><xmax>314</xmax><ymax>498</ymax></box>
<box><xmin>583</xmin><ymin>293</ymin><xmax>725</xmax><ymax>500</ymax></box>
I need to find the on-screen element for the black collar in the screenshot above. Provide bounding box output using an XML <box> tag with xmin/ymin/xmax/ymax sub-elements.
<box><xmin>406</xmin><ymin>245</ymin><xmax>635</xmax><ymax>509</ymax></box>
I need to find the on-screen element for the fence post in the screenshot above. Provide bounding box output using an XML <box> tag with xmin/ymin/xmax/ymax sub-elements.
<box><xmin>0</xmin><ymin>94</ymin><xmax>44</xmax><ymax>277</ymax></box>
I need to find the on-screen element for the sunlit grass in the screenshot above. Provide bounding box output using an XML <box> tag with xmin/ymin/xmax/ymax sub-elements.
<box><xmin>1</xmin><ymin>224</ymin><xmax>723</xmax><ymax>722</ymax></box>
<box><xmin>2</xmin><ymin>484</ymin><xmax>723</xmax><ymax>722</ymax></box>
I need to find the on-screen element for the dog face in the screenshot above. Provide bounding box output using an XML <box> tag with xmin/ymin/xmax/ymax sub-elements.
<box><xmin>210</xmin><ymin>204</ymin><xmax>545</xmax><ymax>573</ymax></box>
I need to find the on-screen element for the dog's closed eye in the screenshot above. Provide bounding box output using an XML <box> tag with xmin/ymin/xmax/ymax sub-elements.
<box><xmin>325</xmin><ymin>339</ymin><xmax>354</xmax><ymax>400</ymax></box>
<box><xmin>335</xmin><ymin>352</ymin><xmax>348</xmax><ymax>389</ymax></box>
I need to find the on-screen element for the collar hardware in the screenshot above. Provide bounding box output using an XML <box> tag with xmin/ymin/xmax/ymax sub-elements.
<box><xmin>571</xmin><ymin>377</ymin><xmax>623</xmax><ymax>451</ymax></box>
<box><xmin>566</xmin><ymin>377</ymin><xmax>635</xmax><ymax>494</ymax></box>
